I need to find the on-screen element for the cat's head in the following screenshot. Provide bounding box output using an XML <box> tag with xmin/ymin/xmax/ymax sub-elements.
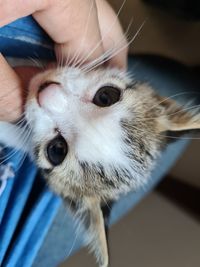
<box><xmin>25</xmin><ymin>67</ymin><xmax>200</xmax><ymax>201</ymax></box>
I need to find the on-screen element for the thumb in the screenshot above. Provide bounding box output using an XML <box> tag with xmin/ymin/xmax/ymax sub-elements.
<box><xmin>0</xmin><ymin>54</ymin><xmax>40</xmax><ymax>122</ymax></box>
<box><xmin>0</xmin><ymin>54</ymin><xmax>23</xmax><ymax>122</ymax></box>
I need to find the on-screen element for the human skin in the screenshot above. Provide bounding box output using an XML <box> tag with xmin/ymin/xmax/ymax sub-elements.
<box><xmin>0</xmin><ymin>0</ymin><xmax>127</xmax><ymax>122</ymax></box>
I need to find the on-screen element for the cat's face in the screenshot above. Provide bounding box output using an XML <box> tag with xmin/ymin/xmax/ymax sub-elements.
<box><xmin>25</xmin><ymin>67</ymin><xmax>200</xmax><ymax>201</ymax></box>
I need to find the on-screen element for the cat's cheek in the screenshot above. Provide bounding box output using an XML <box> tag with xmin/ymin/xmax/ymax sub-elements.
<box><xmin>25</xmin><ymin>101</ymin><xmax>41</xmax><ymax>129</ymax></box>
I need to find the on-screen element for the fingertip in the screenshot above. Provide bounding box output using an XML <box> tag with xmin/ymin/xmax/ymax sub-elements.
<box><xmin>55</xmin><ymin>39</ymin><xmax>104</xmax><ymax>67</ymax></box>
<box><xmin>0</xmin><ymin>55</ymin><xmax>24</xmax><ymax>122</ymax></box>
<box><xmin>108</xmin><ymin>48</ymin><xmax>128</xmax><ymax>71</ymax></box>
<box><xmin>14</xmin><ymin>66</ymin><xmax>41</xmax><ymax>89</ymax></box>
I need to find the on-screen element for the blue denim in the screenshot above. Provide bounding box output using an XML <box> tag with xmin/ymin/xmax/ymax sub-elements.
<box><xmin>0</xmin><ymin>16</ymin><xmax>54</xmax><ymax>59</ymax></box>
<box><xmin>0</xmin><ymin>16</ymin><xmax>199</xmax><ymax>267</ymax></box>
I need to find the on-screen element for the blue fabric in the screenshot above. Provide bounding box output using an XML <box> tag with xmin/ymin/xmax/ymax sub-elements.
<box><xmin>3</xmin><ymin>191</ymin><xmax>61</xmax><ymax>267</ymax></box>
<box><xmin>0</xmin><ymin>16</ymin><xmax>54</xmax><ymax>59</ymax></box>
<box><xmin>0</xmin><ymin>16</ymin><xmax>198</xmax><ymax>267</ymax></box>
<box><xmin>0</xmin><ymin>156</ymin><xmax>36</xmax><ymax>263</ymax></box>
<box><xmin>0</xmin><ymin>16</ymin><xmax>60</xmax><ymax>267</ymax></box>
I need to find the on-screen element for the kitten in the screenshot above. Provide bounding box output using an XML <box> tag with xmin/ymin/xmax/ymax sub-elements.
<box><xmin>0</xmin><ymin>66</ymin><xmax>200</xmax><ymax>267</ymax></box>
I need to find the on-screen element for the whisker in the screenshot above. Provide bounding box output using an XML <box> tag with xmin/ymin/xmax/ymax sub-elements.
<box><xmin>159</xmin><ymin>134</ymin><xmax>200</xmax><ymax>140</ymax></box>
<box><xmin>144</xmin><ymin>103</ymin><xmax>200</xmax><ymax>121</ymax></box>
<box><xmin>69</xmin><ymin>0</ymin><xmax>95</xmax><ymax>68</ymax></box>
<box><xmin>0</xmin><ymin>145</ymin><xmax>21</xmax><ymax>164</ymax></box>
<box><xmin>10</xmin><ymin>115</ymin><xmax>27</xmax><ymax>126</ymax></box>
<box><xmin>57</xmin><ymin>43</ymin><xmax>66</xmax><ymax>69</ymax></box>
<box><xmin>64</xmin><ymin>45</ymin><xmax>72</xmax><ymax>67</ymax></box>
<box><xmin>84</xmin><ymin>18</ymin><xmax>146</xmax><ymax>73</ymax></box>
<box><xmin>76</xmin><ymin>0</ymin><xmax>128</xmax><ymax>69</ymax></box>
<box><xmin>0</xmin><ymin>123</ymin><xmax>31</xmax><ymax>163</ymax></box>
<box><xmin>128</xmin><ymin>123</ymin><xmax>200</xmax><ymax>141</ymax></box>
<box><xmin>128</xmin><ymin>92</ymin><xmax>200</xmax><ymax>118</ymax></box>
<box><xmin>146</xmin><ymin>91</ymin><xmax>200</xmax><ymax>114</ymax></box>
<box><xmin>81</xmin><ymin>32</ymin><xmax>128</xmax><ymax>73</ymax></box>
<box><xmin>82</xmin><ymin>19</ymin><xmax>145</xmax><ymax>73</ymax></box>
<box><xmin>12</xmin><ymin>125</ymin><xmax>32</xmax><ymax>172</ymax></box>
<box><xmin>68</xmin><ymin>198</ymin><xmax>74</xmax><ymax>211</ymax></box>
<box><xmin>27</xmin><ymin>57</ymin><xmax>45</xmax><ymax>69</ymax></box>
<box><xmin>82</xmin><ymin>18</ymin><xmax>133</xmax><ymax>71</ymax></box>
<box><xmin>103</xmin><ymin>198</ymin><xmax>112</xmax><ymax>211</ymax></box>
<box><xmin>0</xmin><ymin>119</ymin><xmax>29</xmax><ymax>150</ymax></box>
<box><xmin>56</xmin><ymin>44</ymin><xmax>62</xmax><ymax>69</ymax></box>
<box><xmin>158</xmin><ymin>130</ymin><xmax>200</xmax><ymax>140</ymax></box>
<box><xmin>0</xmin><ymin>179</ymin><xmax>7</xmax><ymax>196</ymax></box>
<box><xmin>65</xmin><ymin>220</ymin><xmax>81</xmax><ymax>259</ymax></box>
<box><xmin>14</xmin><ymin>149</ymin><xmax>28</xmax><ymax>172</ymax></box>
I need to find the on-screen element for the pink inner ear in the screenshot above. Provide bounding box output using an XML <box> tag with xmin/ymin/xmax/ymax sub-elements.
<box><xmin>38</xmin><ymin>83</ymin><xmax>67</xmax><ymax>114</ymax></box>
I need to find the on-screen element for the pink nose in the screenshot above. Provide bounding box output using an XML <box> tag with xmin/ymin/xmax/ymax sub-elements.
<box><xmin>37</xmin><ymin>82</ymin><xmax>67</xmax><ymax>113</ymax></box>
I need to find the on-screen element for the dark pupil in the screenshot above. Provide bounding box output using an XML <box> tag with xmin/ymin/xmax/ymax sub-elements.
<box><xmin>46</xmin><ymin>136</ymin><xmax>68</xmax><ymax>166</ymax></box>
<box><xmin>93</xmin><ymin>86</ymin><xmax>121</xmax><ymax>107</ymax></box>
<box><xmin>99</xmin><ymin>92</ymin><xmax>111</xmax><ymax>106</ymax></box>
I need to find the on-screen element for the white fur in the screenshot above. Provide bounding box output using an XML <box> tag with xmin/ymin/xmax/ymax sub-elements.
<box><xmin>0</xmin><ymin>122</ymin><xmax>30</xmax><ymax>152</ymax></box>
<box><xmin>26</xmin><ymin>68</ymin><xmax>130</xmax><ymax>166</ymax></box>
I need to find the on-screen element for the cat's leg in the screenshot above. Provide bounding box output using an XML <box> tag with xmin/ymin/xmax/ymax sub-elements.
<box><xmin>66</xmin><ymin>197</ymin><xmax>109</xmax><ymax>267</ymax></box>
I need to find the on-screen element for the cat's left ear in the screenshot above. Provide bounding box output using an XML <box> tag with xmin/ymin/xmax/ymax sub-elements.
<box><xmin>156</xmin><ymin>97</ymin><xmax>200</xmax><ymax>132</ymax></box>
<box><xmin>65</xmin><ymin>197</ymin><xmax>109</xmax><ymax>267</ymax></box>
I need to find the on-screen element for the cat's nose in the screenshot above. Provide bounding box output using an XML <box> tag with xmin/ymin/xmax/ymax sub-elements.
<box><xmin>37</xmin><ymin>82</ymin><xmax>67</xmax><ymax>113</ymax></box>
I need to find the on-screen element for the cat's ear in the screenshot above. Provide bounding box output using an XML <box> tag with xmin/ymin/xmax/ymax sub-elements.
<box><xmin>65</xmin><ymin>197</ymin><xmax>109</xmax><ymax>267</ymax></box>
<box><xmin>156</xmin><ymin>97</ymin><xmax>200</xmax><ymax>132</ymax></box>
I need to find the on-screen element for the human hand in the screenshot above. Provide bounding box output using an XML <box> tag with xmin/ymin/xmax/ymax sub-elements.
<box><xmin>0</xmin><ymin>0</ymin><xmax>127</xmax><ymax>122</ymax></box>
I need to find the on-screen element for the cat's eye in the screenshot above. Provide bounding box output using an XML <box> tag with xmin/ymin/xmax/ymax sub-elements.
<box><xmin>93</xmin><ymin>86</ymin><xmax>121</xmax><ymax>107</ymax></box>
<box><xmin>46</xmin><ymin>135</ymin><xmax>68</xmax><ymax>166</ymax></box>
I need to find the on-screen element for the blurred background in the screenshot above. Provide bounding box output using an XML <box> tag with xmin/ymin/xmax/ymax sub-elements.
<box><xmin>61</xmin><ymin>0</ymin><xmax>200</xmax><ymax>266</ymax></box>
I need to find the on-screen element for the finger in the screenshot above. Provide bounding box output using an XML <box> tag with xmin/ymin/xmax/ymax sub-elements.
<box><xmin>0</xmin><ymin>0</ymin><xmax>49</xmax><ymax>27</ymax></box>
<box><xmin>33</xmin><ymin>0</ymin><xmax>104</xmax><ymax>63</ymax></box>
<box><xmin>0</xmin><ymin>0</ymin><xmax>104</xmax><ymax>63</ymax></box>
<box><xmin>0</xmin><ymin>54</ymin><xmax>40</xmax><ymax>122</ymax></box>
<box><xmin>0</xmin><ymin>54</ymin><xmax>23</xmax><ymax>121</ymax></box>
<box><xmin>96</xmin><ymin>0</ymin><xmax>128</xmax><ymax>69</ymax></box>
<box><xmin>14</xmin><ymin>66</ymin><xmax>41</xmax><ymax>89</ymax></box>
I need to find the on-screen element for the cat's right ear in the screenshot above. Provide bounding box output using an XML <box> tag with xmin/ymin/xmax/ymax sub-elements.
<box><xmin>156</xmin><ymin>97</ymin><xmax>200</xmax><ymax>133</ymax></box>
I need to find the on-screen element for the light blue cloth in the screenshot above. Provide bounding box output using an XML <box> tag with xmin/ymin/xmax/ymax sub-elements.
<box><xmin>0</xmin><ymin>16</ymin><xmax>199</xmax><ymax>267</ymax></box>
